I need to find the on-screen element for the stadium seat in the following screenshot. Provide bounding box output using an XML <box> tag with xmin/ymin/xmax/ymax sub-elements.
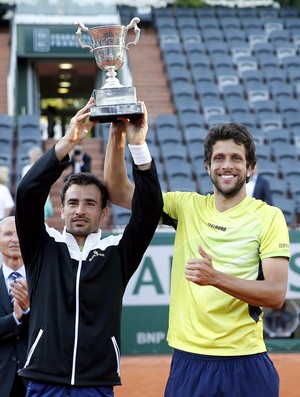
<box><xmin>219</xmin><ymin>17</ymin><xmax>241</xmax><ymax>30</ymax></box>
<box><xmin>197</xmin><ymin>173</ymin><xmax>214</xmax><ymax>195</ymax></box>
<box><xmin>276</xmin><ymin>44</ymin><xmax>297</xmax><ymax>63</ymax></box>
<box><xmin>271</xmin><ymin>141</ymin><xmax>298</xmax><ymax>161</ymax></box>
<box><xmin>0</xmin><ymin>152</ymin><xmax>13</xmax><ymax>169</ymax></box>
<box><xmin>177</xmin><ymin>16</ymin><xmax>198</xmax><ymax>30</ymax></box>
<box><xmin>168</xmin><ymin>174</ymin><xmax>196</xmax><ymax>192</ymax></box>
<box><xmin>277</xmin><ymin>98</ymin><xmax>299</xmax><ymax>116</ymax></box>
<box><xmin>167</xmin><ymin>65</ymin><xmax>190</xmax><ymax>84</ymax></box>
<box><xmin>183</xmin><ymin>126</ymin><xmax>207</xmax><ymax>146</ymax></box>
<box><xmin>263</xmin><ymin>68</ymin><xmax>287</xmax><ymax>84</ymax></box>
<box><xmin>230</xmin><ymin>43</ymin><xmax>252</xmax><ymax>62</ymax></box>
<box><xmin>171</xmin><ymin>81</ymin><xmax>195</xmax><ymax>99</ymax></box>
<box><xmin>191</xmin><ymin>67</ymin><xmax>215</xmax><ymax>84</ymax></box>
<box><xmin>160</xmin><ymin>142</ymin><xmax>188</xmax><ymax>161</ymax></box>
<box><xmin>156</xmin><ymin>126</ymin><xmax>182</xmax><ymax>145</ymax></box>
<box><xmin>180</xmin><ymin>28</ymin><xmax>202</xmax><ymax>44</ymax></box>
<box><xmin>156</xmin><ymin>114</ymin><xmax>179</xmax><ymax>130</ymax></box>
<box><xmin>183</xmin><ymin>41</ymin><xmax>207</xmax><ymax>56</ymax></box>
<box><xmin>174</xmin><ymin>97</ymin><xmax>200</xmax><ymax>115</ymax></box>
<box><xmin>195</xmin><ymin>81</ymin><xmax>221</xmax><ymax>101</ymax></box>
<box><xmin>164</xmin><ymin>157</ymin><xmax>193</xmax><ymax>178</ymax></box>
<box><xmin>201</xmin><ymin>98</ymin><xmax>226</xmax><ymax>123</ymax></box>
<box><xmin>202</xmin><ymin>28</ymin><xmax>224</xmax><ymax>43</ymax></box>
<box><xmin>246</xmin><ymin>83</ymin><xmax>270</xmax><ymax>105</ymax></box>
<box><xmin>0</xmin><ymin>124</ymin><xmax>14</xmax><ymax>155</ymax></box>
<box><xmin>225</xmin><ymin>97</ymin><xmax>250</xmax><ymax>115</ymax></box>
<box><xmin>188</xmin><ymin>141</ymin><xmax>206</xmax><ymax>163</ymax></box>
<box><xmin>179</xmin><ymin>113</ymin><xmax>206</xmax><ymax>130</ymax></box>
<box><xmin>272</xmin><ymin>197</ymin><xmax>296</xmax><ymax>226</ymax></box>
<box><xmin>206</xmin><ymin>114</ymin><xmax>232</xmax><ymax>127</ymax></box>
<box><xmin>198</xmin><ymin>17</ymin><xmax>219</xmax><ymax>30</ymax></box>
<box><xmin>269</xmin><ymin>81</ymin><xmax>295</xmax><ymax>100</ymax></box>
<box><xmin>267</xmin><ymin>128</ymin><xmax>291</xmax><ymax>145</ymax></box>
<box><xmin>252</xmin><ymin>42</ymin><xmax>275</xmax><ymax>56</ymax></box>
<box><xmin>111</xmin><ymin>204</ymin><xmax>131</xmax><ymax>226</ymax></box>
<box><xmin>241</xmin><ymin>70</ymin><xmax>264</xmax><ymax>86</ymax></box>
<box><xmin>251</xmin><ymin>99</ymin><xmax>277</xmax><ymax>115</ymax></box>
<box><xmin>237</xmin><ymin>56</ymin><xmax>259</xmax><ymax>77</ymax></box>
<box><xmin>211</xmin><ymin>54</ymin><xmax>234</xmax><ymax>70</ymax></box>
<box><xmin>206</xmin><ymin>41</ymin><xmax>229</xmax><ymax>56</ymax></box>
<box><xmin>215</xmin><ymin>68</ymin><xmax>239</xmax><ymax>92</ymax></box>
<box><xmin>222</xmin><ymin>84</ymin><xmax>245</xmax><ymax>100</ymax></box>
<box><xmin>270</xmin><ymin>179</ymin><xmax>289</xmax><ymax>199</ymax></box>
<box><xmin>257</xmin><ymin>54</ymin><xmax>279</xmax><ymax>70</ymax></box>
<box><xmin>195</xmin><ymin>7</ymin><xmax>216</xmax><ymax>18</ymax></box>
<box><xmin>285</xmin><ymin>113</ymin><xmax>300</xmax><ymax>130</ymax></box>
<box><xmin>164</xmin><ymin>52</ymin><xmax>187</xmax><ymax>69</ymax></box>
<box><xmin>187</xmin><ymin>53</ymin><xmax>211</xmax><ymax>69</ymax></box>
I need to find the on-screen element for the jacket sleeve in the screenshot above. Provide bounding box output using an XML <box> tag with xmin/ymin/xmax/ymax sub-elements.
<box><xmin>118</xmin><ymin>160</ymin><xmax>163</xmax><ymax>284</ymax></box>
<box><xmin>15</xmin><ymin>146</ymin><xmax>69</xmax><ymax>266</ymax></box>
<box><xmin>0</xmin><ymin>313</ymin><xmax>22</xmax><ymax>340</ymax></box>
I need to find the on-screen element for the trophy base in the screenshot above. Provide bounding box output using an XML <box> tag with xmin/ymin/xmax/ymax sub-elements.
<box><xmin>89</xmin><ymin>103</ymin><xmax>143</xmax><ymax>123</ymax></box>
<box><xmin>90</xmin><ymin>87</ymin><xmax>143</xmax><ymax>123</ymax></box>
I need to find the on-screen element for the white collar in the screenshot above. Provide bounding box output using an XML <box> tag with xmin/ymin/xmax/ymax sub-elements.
<box><xmin>2</xmin><ymin>263</ymin><xmax>26</xmax><ymax>281</ymax></box>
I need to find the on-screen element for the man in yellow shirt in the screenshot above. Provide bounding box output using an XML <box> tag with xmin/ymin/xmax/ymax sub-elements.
<box><xmin>104</xmin><ymin>121</ymin><xmax>289</xmax><ymax>397</ymax></box>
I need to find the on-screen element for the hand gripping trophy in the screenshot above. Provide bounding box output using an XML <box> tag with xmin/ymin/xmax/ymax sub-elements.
<box><xmin>74</xmin><ymin>17</ymin><xmax>143</xmax><ymax>123</ymax></box>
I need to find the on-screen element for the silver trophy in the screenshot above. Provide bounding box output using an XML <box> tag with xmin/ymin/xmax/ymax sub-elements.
<box><xmin>74</xmin><ymin>18</ymin><xmax>143</xmax><ymax>123</ymax></box>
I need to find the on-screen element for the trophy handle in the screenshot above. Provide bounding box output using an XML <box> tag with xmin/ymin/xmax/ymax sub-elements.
<box><xmin>125</xmin><ymin>17</ymin><xmax>140</xmax><ymax>49</ymax></box>
<box><xmin>74</xmin><ymin>21</ymin><xmax>93</xmax><ymax>53</ymax></box>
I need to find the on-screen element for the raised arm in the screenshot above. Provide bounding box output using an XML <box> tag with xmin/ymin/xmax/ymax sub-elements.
<box><xmin>55</xmin><ymin>97</ymin><xmax>96</xmax><ymax>160</ymax></box>
<box><xmin>103</xmin><ymin>103</ymin><xmax>151</xmax><ymax>209</ymax></box>
<box><xmin>16</xmin><ymin>98</ymin><xmax>96</xmax><ymax>264</ymax></box>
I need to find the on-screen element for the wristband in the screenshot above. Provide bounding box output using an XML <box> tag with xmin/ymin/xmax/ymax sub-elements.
<box><xmin>128</xmin><ymin>142</ymin><xmax>152</xmax><ymax>165</ymax></box>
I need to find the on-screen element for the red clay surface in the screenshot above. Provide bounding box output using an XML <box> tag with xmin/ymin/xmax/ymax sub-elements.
<box><xmin>116</xmin><ymin>354</ymin><xmax>300</xmax><ymax>397</ymax></box>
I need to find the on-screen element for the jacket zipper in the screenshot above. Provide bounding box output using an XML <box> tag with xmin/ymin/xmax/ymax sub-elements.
<box><xmin>24</xmin><ymin>328</ymin><xmax>44</xmax><ymax>368</ymax></box>
<box><xmin>71</xmin><ymin>254</ymin><xmax>83</xmax><ymax>385</ymax></box>
<box><xmin>111</xmin><ymin>336</ymin><xmax>121</xmax><ymax>376</ymax></box>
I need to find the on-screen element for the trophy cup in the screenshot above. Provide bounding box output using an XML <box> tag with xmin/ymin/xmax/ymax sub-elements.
<box><xmin>74</xmin><ymin>18</ymin><xmax>143</xmax><ymax>123</ymax></box>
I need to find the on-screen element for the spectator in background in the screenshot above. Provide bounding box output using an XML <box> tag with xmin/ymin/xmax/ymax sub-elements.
<box><xmin>46</xmin><ymin>105</ymin><xmax>56</xmax><ymax>139</ymax></box>
<box><xmin>21</xmin><ymin>146</ymin><xmax>44</xmax><ymax>178</ymax></box>
<box><xmin>246</xmin><ymin>164</ymin><xmax>273</xmax><ymax>205</ymax></box>
<box><xmin>64</xmin><ymin>141</ymin><xmax>92</xmax><ymax>181</ymax></box>
<box><xmin>0</xmin><ymin>216</ymin><xmax>30</xmax><ymax>397</ymax></box>
<box><xmin>0</xmin><ymin>166</ymin><xmax>14</xmax><ymax>220</ymax></box>
<box><xmin>21</xmin><ymin>146</ymin><xmax>53</xmax><ymax>220</ymax></box>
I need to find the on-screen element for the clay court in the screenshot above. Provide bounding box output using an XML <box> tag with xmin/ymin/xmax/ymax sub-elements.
<box><xmin>116</xmin><ymin>353</ymin><xmax>300</xmax><ymax>397</ymax></box>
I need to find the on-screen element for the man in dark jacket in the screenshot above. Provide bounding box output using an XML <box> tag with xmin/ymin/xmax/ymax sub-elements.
<box><xmin>64</xmin><ymin>141</ymin><xmax>92</xmax><ymax>181</ymax></box>
<box><xmin>0</xmin><ymin>216</ymin><xmax>29</xmax><ymax>397</ymax></box>
<box><xmin>15</xmin><ymin>98</ymin><xmax>163</xmax><ymax>397</ymax></box>
<box><xmin>246</xmin><ymin>164</ymin><xmax>273</xmax><ymax>205</ymax></box>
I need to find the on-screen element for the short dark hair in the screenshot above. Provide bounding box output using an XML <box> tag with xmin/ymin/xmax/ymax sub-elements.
<box><xmin>61</xmin><ymin>172</ymin><xmax>108</xmax><ymax>209</ymax></box>
<box><xmin>204</xmin><ymin>123</ymin><xmax>257</xmax><ymax>171</ymax></box>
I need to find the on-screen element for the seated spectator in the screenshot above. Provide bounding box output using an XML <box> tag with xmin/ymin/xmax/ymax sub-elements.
<box><xmin>0</xmin><ymin>166</ymin><xmax>14</xmax><ymax>220</ymax></box>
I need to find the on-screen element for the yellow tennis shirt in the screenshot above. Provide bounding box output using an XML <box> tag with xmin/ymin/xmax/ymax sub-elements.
<box><xmin>163</xmin><ymin>192</ymin><xmax>290</xmax><ymax>356</ymax></box>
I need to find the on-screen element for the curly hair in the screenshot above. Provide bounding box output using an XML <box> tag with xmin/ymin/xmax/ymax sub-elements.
<box><xmin>204</xmin><ymin>123</ymin><xmax>257</xmax><ymax>171</ymax></box>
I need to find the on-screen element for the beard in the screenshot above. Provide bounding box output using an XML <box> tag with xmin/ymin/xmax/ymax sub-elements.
<box><xmin>211</xmin><ymin>175</ymin><xmax>246</xmax><ymax>198</ymax></box>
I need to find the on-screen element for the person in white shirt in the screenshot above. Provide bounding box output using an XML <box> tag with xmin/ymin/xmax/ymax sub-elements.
<box><xmin>0</xmin><ymin>166</ymin><xmax>14</xmax><ymax>220</ymax></box>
